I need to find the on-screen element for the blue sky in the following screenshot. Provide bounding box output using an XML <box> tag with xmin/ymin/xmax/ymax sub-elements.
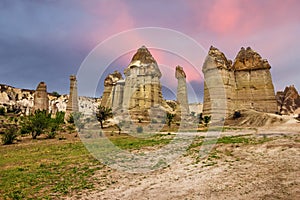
<box><xmin>0</xmin><ymin>0</ymin><xmax>299</xmax><ymax>102</ymax></box>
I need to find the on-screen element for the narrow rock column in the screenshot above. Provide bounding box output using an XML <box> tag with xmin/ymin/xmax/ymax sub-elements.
<box><xmin>33</xmin><ymin>82</ymin><xmax>49</xmax><ymax>112</ymax></box>
<box><xmin>175</xmin><ymin>66</ymin><xmax>190</xmax><ymax>115</ymax></box>
<box><xmin>65</xmin><ymin>75</ymin><xmax>79</xmax><ymax>120</ymax></box>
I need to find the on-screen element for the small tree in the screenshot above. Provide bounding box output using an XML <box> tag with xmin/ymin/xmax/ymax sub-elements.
<box><xmin>2</xmin><ymin>125</ymin><xmax>18</xmax><ymax>145</ymax></box>
<box><xmin>233</xmin><ymin>111</ymin><xmax>241</xmax><ymax>119</ymax></box>
<box><xmin>51</xmin><ymin>91</ymin><xmax>61</xmax><ymax>98</ymax></box>
<box><xmin>67</xmin><ymin>114</ymin><xmax>74</xmax><ymax>124</ymax></box>
<box><xmin>197</xmin><ymin>113</ymin><xmax>203</xmax><ymax>124</ymax></box>
<box><xmin>20</xmin><ymin>110</ymin><xmax>51</xmax><ymax>139</ymax></box>
<box><xmin>96</xmin><ymin>106</ymin><xmax>112</xmax><ymax>129</ymax></box>
<box><xmin>73</xmin><ymin>112</ymin><xmax>85</xmax><ymax>132</ymax></box>
<box><xmin>166</xmin><ymin>112</ymin><xmax>175</xmax><ymax>129</ymax></box>
<box><xmin>0</xmin><ymin>107</ymin><xmax>5</xmax><ymax>116</ymax></box>
<box><xmin>203</xmin><ymin>115</ymin><xmax>211</xmax><ymax>127</ymax></box>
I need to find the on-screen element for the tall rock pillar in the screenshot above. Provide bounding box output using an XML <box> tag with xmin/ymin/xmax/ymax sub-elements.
<box><xmin>175</xmin><ymin>66</ymin><xmax>189</xmax><ymax>115</ymax></box>
<box><xmin>66</xmin><ymin>75</ymin><xmax>79</xmax><ymax>120</ymax></box>
<box><xmin>202</xmin><ymin>46</ymin><xmax>232</xmax><ymax>119</ymax></box>
<box><xmin>33</xmin><ymin>82</ymin><xmax>49</xmax><ymax>112</ymax></box>
<box><xmin>122</xmin><ymin>45</ymin><xmax>163</xmax><ymax>120</ymax></box>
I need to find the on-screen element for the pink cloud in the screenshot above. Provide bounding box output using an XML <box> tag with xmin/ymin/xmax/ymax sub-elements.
<box><xmin>186</xmin><ymin>0</ymin><xmax>300</xmax><ymax>37</ymax></box>
<box><xmin>78</xmin><ymin>0</ymin><xmax>136</xmax><ymax>45</ymax></box>
<box><xmin>206</xmin><ymin>0</ymin><xmax>241</xmax><ymax>35</ymax></box>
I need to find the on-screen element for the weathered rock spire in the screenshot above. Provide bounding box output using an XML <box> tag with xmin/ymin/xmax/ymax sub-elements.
<box><xmin>33</xmin><ymin>82</ymin><xmax>49</xmax><ymax>112</ymax></box>
<box><xmin>65</xmin><ymin>75</ymin><xmax>78</xmax><ymax>119</ymax></box>
<box><xmin>175</xmin><ymin>66</ymin><xmax>189</xmax><ymax>115</ymax></box>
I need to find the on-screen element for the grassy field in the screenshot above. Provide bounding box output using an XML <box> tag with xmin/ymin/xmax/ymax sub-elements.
<box><xmin>0</xmin><ymin>134</ymin><xmax>174</xmax><ymax>199</ymax></box>
<box><xmin>0</xmin><ymin>133</ymin><xmax>274</xmax><ymax>199</ymax></box>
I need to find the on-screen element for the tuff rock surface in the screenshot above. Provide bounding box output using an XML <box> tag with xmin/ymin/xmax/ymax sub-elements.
<box><xmin>203</xmin><ymin>46</ymin><xmax>278</xmax><ymax>119</ymax></box>
<box><xmin>276</xmin><ymin>85</ymin><xmax>300</xmax><ymax>115</ymax></box>
<box><xmin>0</xmin><ymin>84</ymin><xmax>99</xmax><ymax>116</ymax></box>
<box><xmin>100</xmin><ymin>71</ymin><xmax>123</xmax><ymax>108</ymax></box>
<box><xmin>33</xmin><ymin>82</ymin><xmax>49</xmax><ymax>112</ymax></box>
<box><xmin>175</xmin><ymin>66</ymin><xmax>189</xmax><ymax>115</ymax></box>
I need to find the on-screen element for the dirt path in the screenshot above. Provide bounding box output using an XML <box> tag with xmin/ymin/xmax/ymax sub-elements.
<box><xmin>68</xmin><ymin>133</ymin><xmax>300</xmax><ymax>200</ymax></box>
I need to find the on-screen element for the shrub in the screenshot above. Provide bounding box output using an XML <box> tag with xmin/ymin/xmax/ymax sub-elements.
<box><xmin>67</xmin><ymin>125</ymin><xmax>75</xmax><ymax>133</ymax></box>
<box><xmin>233</xmin><ymin>111</ymin><xmax>241</xmax><ymax>119</ymax></box>
<box><xmin>0</xmin><ymin>107</ymin><xmax>5</xmax><ymax>116</ymax></box>
<box><xmin>151</xmin><ymin>119</ymin><xmax>158</xmax><ymax>124</ymax></box>
<box><xmin>203</xmin><ymin>115</ymin><xmax>211</xmax><ymax>127</ymax></box>
<box><xmin>197</xmin><ymin>113</ymin><xmax>203</xmax><ymax>124</ymax></box>
<box><xmin>136</xmin><ymin>126</ymin><xmax>143</xmax><ymax>133</ymax></box>
<box><xmin>2</xmin><ymin>126</ymin><xmax>18</xmax><ymax>145</ymax></box>
<box><xmin>51</xmin><ymin>91</ymin><xmax>61</xmax><ymax>98</ymax></box>
<box><xmin>96</xmin><ymin>106</ymin><xmax>112</xmax><ymax>128</ymax></box>
<box><xmin>20</xmin><ymin>110</ymin><xmax>51</xmax><ymax>139</ymax></box>
<box><xmin>67</xmin><ymin>114</ymin><xmax>74</xmax><ymax>124</ymax></box>
<box><xmin>166</xmin><ymin>112</ymin><xmax>175</xmax><ymax>128</ymax></box>
<box><xmin>46</xmin><ymin>131</ymin><xmax>56</xmax><ymax>139</ymax></box>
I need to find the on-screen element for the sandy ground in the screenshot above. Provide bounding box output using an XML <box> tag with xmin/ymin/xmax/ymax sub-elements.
<box><xmin>66</xmin><ymin>124</ymin><xmax>300</xmax><ymax>200</ymax></box>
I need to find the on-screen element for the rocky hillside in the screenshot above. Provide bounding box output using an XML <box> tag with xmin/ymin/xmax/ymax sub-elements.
<box><xmin>0</xmin><ymin>84</ymin><xmax>100</xmax><ymax>115</ymax></box>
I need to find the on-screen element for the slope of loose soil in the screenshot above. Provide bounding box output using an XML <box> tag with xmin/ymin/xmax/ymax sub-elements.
<box><xmin>71</xmin><ymin>134</ymin><xmax>300</xmax><ymax>200</ymax></box>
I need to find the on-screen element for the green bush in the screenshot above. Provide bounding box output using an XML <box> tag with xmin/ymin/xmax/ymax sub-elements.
<box><xmin>51</xmin><ymin>91</ymin><xmax>61</xmax><ymax>98</ymax></box>
<box><xmin>67</xmin><ymin>114</ymin><xmax>74</xmax><ymax>124</ymax></box>
<box><xmin>30</xmin><ymin>110</ymin><xmax>51</xmax><ymax>139</ymax></box>
<box><xmin>46</xmin><ymin>131</ymin><xmax>56</xmax><ymax>139</ymax></box>
<box><xmin>203</xmin><ymin>115</ymin><xmax>211</xmax><ymax>127</ymax></box>
<box><xmin>151</xmin><ymin>119</ymin><xmax>158</xmax><ymax>124</ymax></box>
<box><xmin>0</xmin><ymin>107</ymin><xmax>5</xmax><ymax>115</ymax></box>
<box><xmin>233</xmin><ymin>111</ymin><xmax>241</xmax><ymax>119</ymax></box>
<box><xmin>20</xmin><ymin>110</ymin><xmax>64</xmax><ymax>139</ymax></box>
<box><xmin>2</xmin><ymin>126</ymin><xmax>18</xmax><ymax>145</ymax></box>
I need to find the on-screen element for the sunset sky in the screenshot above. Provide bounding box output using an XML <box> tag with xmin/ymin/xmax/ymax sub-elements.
<box><xmin>0</xmin><ymin>0</ymin><xmax>299</xmax><ymax>102</ymax></box>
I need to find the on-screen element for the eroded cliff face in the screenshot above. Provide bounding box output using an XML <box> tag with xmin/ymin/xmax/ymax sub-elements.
<box><xmin>203</xmin><ymin>46</ymin><xmax>278</xmax><ymax>119</ymax></box>
<box><xmin>276</xmin><ymin>85</ymin><xmax>300</xmax><ymax>115</ymax></box>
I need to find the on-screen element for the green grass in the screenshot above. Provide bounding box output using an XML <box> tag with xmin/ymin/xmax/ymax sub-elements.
<box><xmin>0</xmin><ymin>141</ymin><xmax>100</xmax><ymax>199</ymax></box>
<box><xmin>109</xmin><ymin>134</ymin><xmax>173</xmax><ymax>150</ymax></box>
<box><xmin>0</xmin><ymin>133</ymin><xmax>274</xmax><ymax>199</ymax></box>
<box><xmin>0</xmin><ymin>134</ymin><xmax>174</xmax><ymax>199</ymax></box>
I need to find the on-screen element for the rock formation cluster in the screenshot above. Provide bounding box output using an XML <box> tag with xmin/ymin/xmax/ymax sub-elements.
<box><xmin>276</xmin><ymin>85</ymin><xmax>300</xmax><ymax>115</ymax></box>
<box><xmin>203</xmin><ymin>46</ymin><xmax>278</xmax><ymax>118</ymax></box>
<box><xmin>102</xmin><ymin>46</ymin><xmax>166</xmax><ymax>120</ymax></box>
